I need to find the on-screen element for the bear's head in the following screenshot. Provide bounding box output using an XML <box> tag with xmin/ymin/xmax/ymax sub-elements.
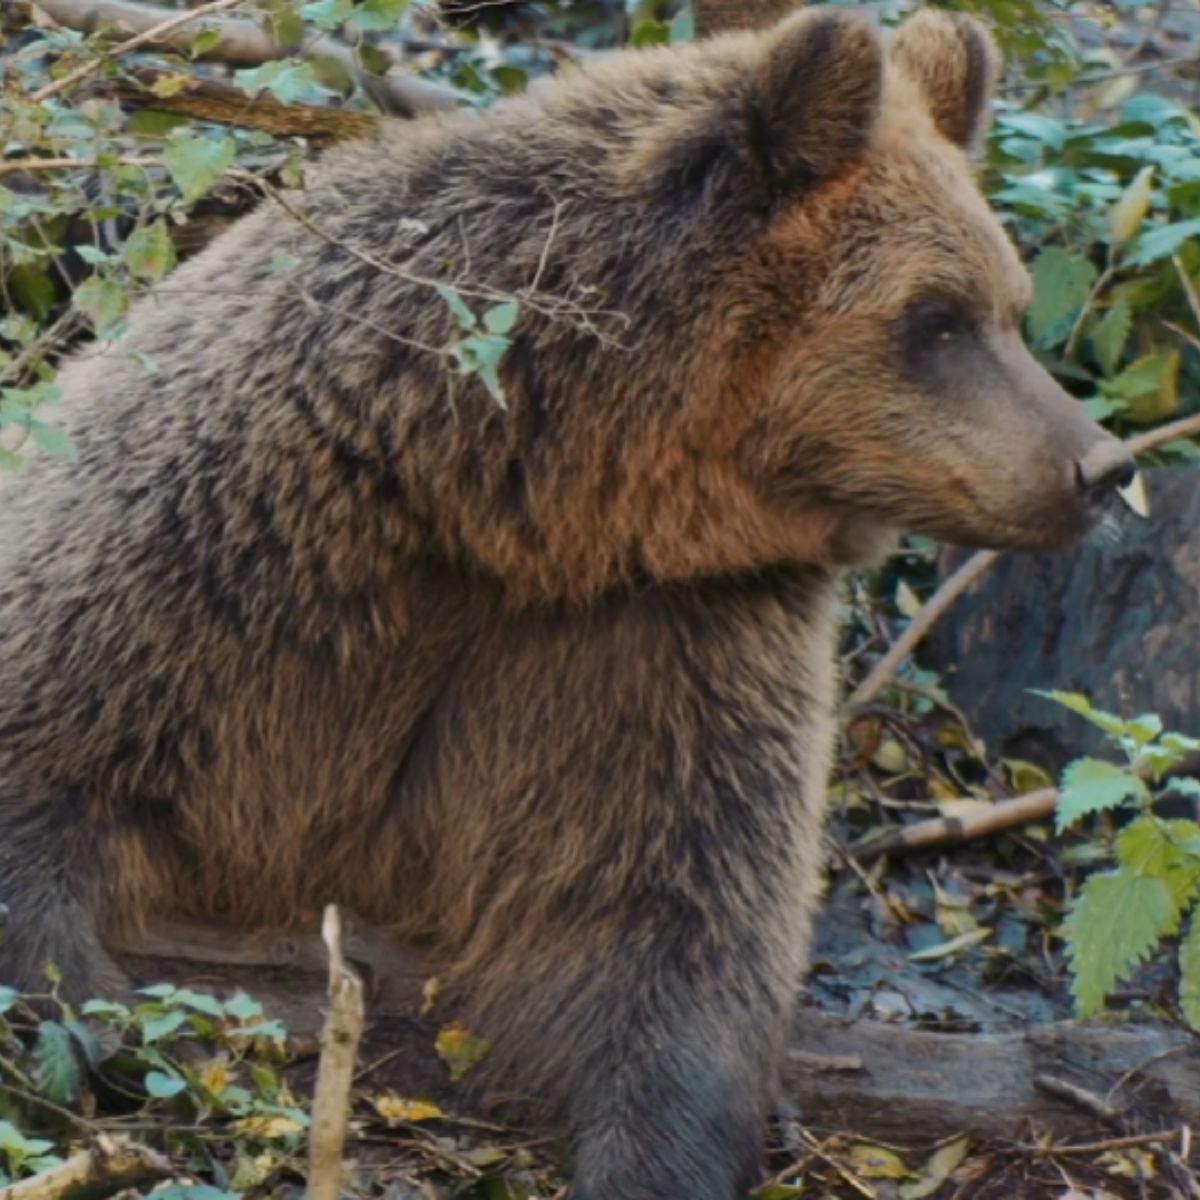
<box><xmin>697</xmin><ymin>8</ymin><xmax>1135</xmax><ymax>561</ymax></box>
<box><xmin>520</xmin><ymin>7</ymin><xmax>1135</xmax><ymax>586</ymax></box>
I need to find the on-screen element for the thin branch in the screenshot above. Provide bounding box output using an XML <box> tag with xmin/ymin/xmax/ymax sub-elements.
<box><xmin>31</xmin><ymin>0</ymin><xmax>461</xmax><ymax>116</ymax></box>
<box><xmin>0</xmin><ymin>155</ymin><xmax>161</xmax><ymax>179</ymax></box>
<box><xmin>848</xmin><ymin>412</ymin><xmax>1200</xmax><ymax>708</ymax></box>
<box><xmin>848</xmin><ymin>787</ymin><xmax>1058</xmax><ymax>861</ymax></box>
<box><xmin>31</xmin><ymin>0</ymin><xmax>247</xmax><ymax>104</ymax></box>
<box><xmin>0</xmin><ymin>1137</ymin><xmax>173</xmax><ymax>1200</ymax></box>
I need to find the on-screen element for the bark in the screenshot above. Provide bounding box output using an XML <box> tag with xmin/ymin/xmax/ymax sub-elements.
<box><xmin>111</xmin><ymin>915</ymin><xmax>1200</xmax><ymax>1142</ymax></box>
<box><xmin>929</xmin><ymin>467</ymin><xmax>1200</xmax><ymax>768</ymax></box>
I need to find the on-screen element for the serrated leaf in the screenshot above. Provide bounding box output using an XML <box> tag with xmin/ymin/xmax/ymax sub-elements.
<box><xmin>1115</xmin><ymin>816</ymin><xmax>1200</xmax><ymax>932</ymax></box>
<box><xmin>1065</xmin><ymin>871</ymin><xmax>1175</xmax><ymax>1018</ymax></box>
<box><xmin>73</xmin><ymin>276</ymin><xmax>127</xmax><ymax>333</ymax></box>
<box><xmin>123</xmin><ymin>221</ymin><xmax>176</xmax><ymax>282</ymax></box>
<box><xmin>1123</xmin><ymin>713</ymin><xmax>1163</xmax><ymax>745</ymax></box>
<box><xmin>34</xmin><ymin>1021</ymin><xmax>80</xmax><ymax>1103</ymax></box>
<box><xmin>1125</xmin><ymin>218</ymin><xmax>1200</xmax><ymax>267</ymax></box>
<box><xmin>172</xmin><ymin>988</ymin><xmax>225</xmax><ymax>1016</ymax></box>
<box><xmin>1109</xmin><ymin>165</ymin><xmax>1155</xmax><ymax>245</ymax></box>
<box><xmin>1031</xmin><ymin>690</ymin><xmax>1128</xmax><ymax>740</ymax></box>
<box><xmin>483</xmin><ymin>301</ymin><xmax>519</xmax><ymax>335</ymax></box>
<box><xmin>1091</xmin><ymin>298</ymin><xmax>1131</xmax><ymax>376</ymax></box>
<box><xmin>162</xmin><ymin>133</ymin><xmax>235</xmax><ymax>204</ymax></box>
<box><xmin>145</xmin><ymin>1069</ymin><xmax>187</xmax><ymax>1098</ymax></box>
<box><xmin>1056</xmin><ymin>758</ymin><xmax>1145</xmax><ymax>831</ymax></box>
<box><xmin>1181</xmin><ymin>914</ymin><xmax>1200</xmax><ymax>1032</ymax></box>
<box><xmin>1028</xmin><ymin>248</ymin><xmax>1096</xmax><ymax>345</ymax></box>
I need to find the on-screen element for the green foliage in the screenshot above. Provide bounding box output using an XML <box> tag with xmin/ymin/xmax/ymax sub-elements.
<box><xmin>987</xmin><ymin>91</ymin><xmax>1200</xmax><ymax>433</ymax></box>
<box><xmin>0</xmin><ymin>981</ymin><xmax>304</xmax><ymax>1194</ymax></box>
<box><xmin>438</xmin><ymin>286</ymin><xmax>520</xmax><ymax>407</ymax></box>
<box><xmin>1038</xmin><ymin>691</ymin><xmax>1200</xmax><ymax>1029</ymax></box>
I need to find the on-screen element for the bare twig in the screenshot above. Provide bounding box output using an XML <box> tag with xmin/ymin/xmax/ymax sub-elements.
<box><xmin>307</xmin><ymin>905</ymin><xmax>365</xmax><ymax>1200</ymax></box>
<box><xmin>31</xmin><ymin>0</ymin><xmax>461</xmax><ymax>116</ymax></box>
<box><xmin>848</xmin><ymin>787</ymin><xmax>1058</xmax><ymax>861</ymax></box>
<box><xmin>847</xmin><ymin>550</ymin><xmax>999</xmax><ymax>708</ymax></box>
<box><xmin>848</xmin><ymin>412</ymin><xmax>1200</xmax><ymax>708</ymax></box>
<box><xmin>31</xmin><ymin>0</ymin><xmax>246</xmax><ymax>104</ymax></box>
<box><xmin>0</xmin><ymin>1136</ymin><xmax>172</xmax><ymax>1200</ymax></box>
<box><xmin>1033</xmin><ymin>1074</ymin><xmax>1122</xmax><ymax>1123</ymax></box>
<box><xmin>0</xmin><ymin>155</ymin><xmax>161</xmax><ymax>179</ymax></box>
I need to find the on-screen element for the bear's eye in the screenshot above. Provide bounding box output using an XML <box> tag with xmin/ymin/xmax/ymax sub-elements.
<box><xmin>902</xmin><ymin>301</ymin><xmax>977</xmax><ymax>349</ymax></box>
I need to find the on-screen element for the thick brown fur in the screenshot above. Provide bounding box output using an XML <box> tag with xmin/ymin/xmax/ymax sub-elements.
<box><xmin>0</xmin><ymin>11</ymin><xmax>1128</xmax><ymax>1200</ymax></box>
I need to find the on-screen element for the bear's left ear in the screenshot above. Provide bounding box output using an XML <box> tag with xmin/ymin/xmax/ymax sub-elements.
<box><xmin>744</xmin><ymin>10</ymin><xmax>884</xmax><ymax>193</ymax></box>
<box><xmin>889</xmin><ymin>10</ymin><xmax>1000</xmax><ymax>154</ymax></box>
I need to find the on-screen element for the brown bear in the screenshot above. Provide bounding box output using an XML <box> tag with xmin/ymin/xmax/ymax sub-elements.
<box><xmin>0</xmin><ymin>8</ymin><xmax>1132</xmax><ymax>1199</ymax></box>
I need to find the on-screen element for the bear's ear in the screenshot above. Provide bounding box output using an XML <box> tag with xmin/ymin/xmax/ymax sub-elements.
<box><xmin>744</xmin><ymin>10</ymin><xmax>884</xmax><ymax>193</ymax></box>
<box><xmin>888</xmin><ymin>10</ymin><xmax>1000</xmax><ymax>153</ymax></box>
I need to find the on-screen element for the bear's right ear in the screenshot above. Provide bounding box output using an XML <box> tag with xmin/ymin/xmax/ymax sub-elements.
<box><xmin>743</xmin><ymin>10</ymin><xmax>883</xmax><ymax>194</ymax></box>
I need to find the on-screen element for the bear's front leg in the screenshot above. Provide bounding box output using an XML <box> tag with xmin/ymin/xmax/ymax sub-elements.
<box><xmin>431</xmin><ymin>568</ymin><xmax>840</xmax><ymax>1200</ymax></box>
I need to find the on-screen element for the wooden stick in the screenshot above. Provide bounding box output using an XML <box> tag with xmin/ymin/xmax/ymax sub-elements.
<box><xmin>848</xmin><ymin>787</ymin><xmax>1058</xmax><ymax>861</ymax></box>
<box><xmin>0</xmin><ymin>1136</ymin><xmax>172</xmax><ymax>1200</ymax></box>
<box><xmin>306</xmin><ymin>905</ymin><xmax>365</xmax><ymax>1200</ymax></box>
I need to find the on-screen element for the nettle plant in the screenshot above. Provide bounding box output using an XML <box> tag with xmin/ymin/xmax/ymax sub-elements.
<box><xmin>1038</xmin><ymin>691</ymin><xmax>1200</xmax><ymax>1030</ymax></box>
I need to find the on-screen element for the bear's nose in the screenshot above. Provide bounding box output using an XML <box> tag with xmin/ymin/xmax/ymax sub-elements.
<box><xmin>1075</xmin><ymin>439</ymin><xmax>1136</xmax><ymax>495</ymax></box>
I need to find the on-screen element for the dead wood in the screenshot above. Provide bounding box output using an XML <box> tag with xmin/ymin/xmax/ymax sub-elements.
<box><xmin>30</xmin><ymin>0</ymin><xmax>460</xmax><ymax>116</ymax></box>
<box><xmin>100</xmin><ymin>69</ymin><xmax>380</xmax><ymax>143</ymax></box>
<box><xmin>0</xmin><ymin>1137</ymin><xmax>172</xmax><ymax>1200</ymax></box>
<box><xmin>112</xmin><ymin>915</ymin><xmax>1200</xmax><ymax>1143</ymax></box>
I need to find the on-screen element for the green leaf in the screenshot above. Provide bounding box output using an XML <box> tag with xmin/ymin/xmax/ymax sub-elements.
<box><xmin>74</xmin><ymin>245</ymin><xmax>114</xmax><ymax>266</ymax></box>
<box><xmin>137</xmin><ymin>984</ymin><xmax>177</xmax><ymax>999</ymax></box>
<box><xmin>483</xmin><ymin>301</ymin><xmax>519</xmax><ymax>335</ymax></box>
<box><xmin>1065</xmin><ymin>871</ymin><xmax>1175</xmax><ymax>1018</ymax></box>
<box><xmin>122</xmin><ymin>221</ymin><xmax>176</xmax><ymax>282</ymax></box>
<box><xmin>1181</xmin><ymin>914</ymin><xmax>1200</xmax><ymax>1033</ymax></box>
<box><xmin>1056</xmin><ymin>758</ymin><xmax>1145</xmax><ymax>832</ymax></box>
<box><xmin>234</xmin><ymin>60</ymin><xmax>323</xmax><ymax>105</ymax></box>
<box><xmin>436</xmin><ymin>285</ymin><xmax>476</xmax><ymax>332</ymax></box>
<box><xmin>173</xmin><ymin>988</ymin><xmax>225</xmax><ymax>1016</ymax></box>
<box><xmin>80</xmin><ymin>998</ymin><xmax>130</xmax><ymax>1018</ymax></box>
<box><xmin>1091</xmin><ymin>298</ymin><xmax>1131</xmax><ymax>377</ymax></box>
<box><xmin>1115</xmin><ymin>816</ymin><xmax>1200</xmax><ymax>931</ymax></box>
<box><xmin>189</xmin><ymin>27</ymin><xmax>222</xmax><ymax>56</ymax></box>
<box><xmin>224</xmin><ymin>992</ymin><xmax>263</xmax><ymax>1020</ymax></box>
<box><xmin>0</xmin><ymin>988</ymin><xmax>19</xmax><ymax>1015</ymax></box>
<box><xmin>162</xmin><ymin>133</ymin><xmax>235</xmax><ymax>204</ymax></box>
<box><xmin>145</xmin><ymin>1070</ymin><xmax>187</xmax><ymax>1099</ymax></box>
<box><xmin>1123</xmin><ymin>713</ymin><xmax>1163</xmax><ymax>746</ymax></box>
<box><xmin>27</xmin><ymin>420</ymin><xmax>76</xmax><ymax>461</ymax></box>
<box><xmin>1031</xmin><ymin>690</ymin><xmax>1128</xmax><ymax>740</ymax></box>
<box><xmin>1027</xmin><ymin>248</ymin><xmax>1096</xmax><ymax>346</ymax></box>
<box><xmin>1125</xmin><ymin>218</ymin><xmax>1200</xmax><ymax>268</ymax></box>
<box><xmin>72</xmin><ymin>276</ymin><xmax>127</xmax><ymax>333</ymax></box>
<box><xmin>34</xmin><ymin>1022</ymin><xmax>80</xmax><ymax>1103</ymax></box>
<box><xmin>153</xmin><ymin>1187</ymin><xmax>240</xmax><ymax>1200</ymax></box>
<box><xmin>349</xmin><ymin>0</ymin><xmax>409</xmax><ymax>31</ymax></box>
<box><xmin>141</xmin><ymin>1009</ymin><xmax>188</xmax><ymax>1044</ymax></box>
<box><xmin>299</xmin><ymin>0</ymin><xmax>355</xmax><ymax>28</ymax></box>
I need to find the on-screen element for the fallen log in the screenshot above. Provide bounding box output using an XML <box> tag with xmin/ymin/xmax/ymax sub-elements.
<box><xmin>110</xmin><ymin>915</ymin><xmax>1200</xmax><ymax>1143</ymax></box>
